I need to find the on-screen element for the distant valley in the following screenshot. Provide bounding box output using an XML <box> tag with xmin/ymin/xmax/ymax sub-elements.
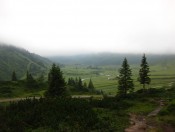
<box><xmin>49</xmin><ymin>53</ymin><xmax>175</xmax><ymax>66</ymax></box>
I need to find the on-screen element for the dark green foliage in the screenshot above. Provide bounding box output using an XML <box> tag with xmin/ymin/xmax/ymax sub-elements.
<box><xmin>91</xmin><ymin>96</ymin><xmax>132</xmax><ymax>110</ymax></box>
<box><xmin>67</xmin><ymin>77</ymin><xmax>97</xmax><ymax>93</ymax></box>
<box><xmin>83</xmin><ymin>82</ymin><xmax>87</xmax><ymax>89</ymax></box>
<box><xmin>11</xmin><ymin>71</ymin><xmax>17</xmax><ymax>81</ymax></box>
<box><xmin>45</xmin><ymin>64</ymin><xmax>66</xmax><ymax>97</ymax></box>
<box><xmin>26</xmin><ymin>71</ymin><xmax>38</xmax><ymax>89</ymax></box>
<box><xmin>36</xmin><ymin>73</ymin><xmax>47</xmax><ymax>88</ymax></box>
<box><xmin>157</xmin><ymin>86</ymin><xmax>175</xmax><ymax>127</ymax></box>
<box><xmin>0</xmin><ymin>98</ymin><xmax>99</xmax><ymax>131</ymax></box>
<box><xmin>0</xmin><ymin>80</ymin><xmax>46</xmax><ymax>98</ymax></box>
<box><xmin>0</xmin><ymin>97</ymin><xmax>131</xmax><ymax>131</ymax></box>
<box><xmin>78</xmin><ymin>77</ymin><xmax>83</xmax><ymax>90</ymax></box>
<box><xmin>67</xmin><ymin>77</ymin><xmax>76</xmax><ymax>87</ymax></box>
<box><xmin>88</xmin><ymin>78</ymin><xmax>95</xmax><ymax>91</ymax></box>
<box><xmin>166</xmin><ymin>103</ymin><xmax>175</xmax><ymax>114</ymax></box>
<box><xmin>67</xmin><ymin>77</ymin><xmax>89</xmax><ymax>92</ymax></box>
<box><xmin>159</xmin><ymin>100</ymin><xmax>175</xmax><ymax>126</ymax></box>
<box><xmin>0</xmin><ymin>86</ymin><xmax>13</xmax><ymax>97</ymax></box>
<box><xmin>37</xmin><ymin>73</ymin><xmax>45</xmax><ymax>84</ymax></box>
<box><xmin>118</xmin><ymin>58</ymin><xmax>134</xmax><ymax>96</ymax></box>
<box><xmin>138</xmin><ymin>54</ymin><xmax>151</xmax><ymax>90</ymax></box>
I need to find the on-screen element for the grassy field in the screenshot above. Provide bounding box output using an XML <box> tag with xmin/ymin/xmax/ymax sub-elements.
<box><xmin>0</xmin><ymin>81</ymin><xmax>46</xmax><ymax>98</ymax></box>
<box><xmin>61</xmin><ymin>63</ymin><xmax>175</xmax><ymax>95</ymax></box>
<box><xmin>0</xmin><ymin>62</ymin><xmax>174</xmax><ymax>98</ymax></box>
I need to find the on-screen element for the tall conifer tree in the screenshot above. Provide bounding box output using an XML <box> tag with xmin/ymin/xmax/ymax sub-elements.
<box><xmin>88</xmin><ymin>79</ymin><xmax>95</xmax><ymax>91</ymax></box>
<box><xmin>78</xmin><ymin>77</ymin><xmax>83</xmax><ymax>90</ymax></box>
<box><xmin>12</xmin><ymin>71</ymin><xmax>17</xmax><ymax>81</ymax></box>
<box><xmin>26</xmin><ymin>71</ymin><xmax>38</xmax><ymax>88</ymax></box>
<box><xmin>138</xmin><ymin>54</ymin><xmax>151</xmax><ymax>90</ymax></box>
<box><xmin>45</xmin><ymin>64</ymin><xmax>66</xmax><ymax>97</ymax></box>
<box><xmin>118</xmin><ymin>58</ymin><xmax>134</xmax><ymax>96</ymax></box>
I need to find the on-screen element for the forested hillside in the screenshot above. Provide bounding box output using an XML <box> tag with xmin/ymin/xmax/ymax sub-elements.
<box><xmin>0</xmin><ymin>44</ymin><xmax>52</xmax><ymax>81</ymax></box>
<box><xmin>49</xmin><ymin>53</ymin><xmax>175</xmax><ymax>66</ymax></box>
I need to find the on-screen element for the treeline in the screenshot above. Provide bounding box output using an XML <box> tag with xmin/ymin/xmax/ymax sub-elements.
<box><xmin>46</xmin><ymin>54</ymin><xmax>152</xmax><ymax>98</ymax></box>
<box><xmin>67</xmin><ymin>77</ymin><xmax>95</xmax><ymax>92</ymax></box>
<box><xmin>3</xmin><ymin>67</ymin><xmax>99</xmax><ymax>96</ymax></box>
<box><xmin>10</xmin><ymin>70</ymin><xmax>45</xmax><ymax>89</ymax></box>
<box><xmin>0</xmin><ymin>70</ymin><xmax>46</xmax><ymax>97</ymax></box>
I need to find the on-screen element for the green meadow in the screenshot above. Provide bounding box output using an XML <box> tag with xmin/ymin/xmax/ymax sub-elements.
<box><xmin>0</xmin><ymin>63</ymin><xmax>174</xmax><ymax>98</ymax></box>
<box><xmin>62</xmin><ymin>63</ymin><xmax>175</xmax><ymax>94</ymax></box>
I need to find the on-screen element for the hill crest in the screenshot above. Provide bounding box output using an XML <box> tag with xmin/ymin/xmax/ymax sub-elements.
<box><xmin>0</xmin><ymin>44</ymin><xmax>52</xmax><ymax>81</ymax></box>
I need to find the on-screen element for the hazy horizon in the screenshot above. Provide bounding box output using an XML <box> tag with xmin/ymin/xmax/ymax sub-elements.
<box><xmin>0</xmin><ymin>0</ymin><xmax>175</xmax><ymax>56</ymax></box>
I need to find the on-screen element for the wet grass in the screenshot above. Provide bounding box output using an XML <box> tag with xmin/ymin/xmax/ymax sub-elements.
<box><xmin>61</xmin><ymin>64</ymin><xmax>175</xmax><ymax>94</ymax></box>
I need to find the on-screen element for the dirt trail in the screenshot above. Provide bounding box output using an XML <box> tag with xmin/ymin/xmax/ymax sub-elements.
<box><xmin>148</xmin><ymin>100</ymin><xmax>165</xmax><ymax>117</ymax></box>
<box><xmin>125</xmin><ymin>114</ymin><xmax>147</xmax><ymax>132</ymax></box>
<box><xmin>0</xmin><ymin>97</ymin><xmax>41</xmax><ymax>103</ymax></box>
<box><xmin>125</xmin><ymin>100</ymin><xmax>165</xmax><ymax>132</ymax></box>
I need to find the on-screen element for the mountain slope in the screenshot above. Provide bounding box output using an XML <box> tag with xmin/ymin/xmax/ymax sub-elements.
<box><xmin>0</xmin><ymin>44</ymin><xmax>52</xmax><ymax>81</ymax></box>
<box><xmin>49</xmin><ymin>53</ymin><xmax>175</xmax><ymax>66</ymax></box>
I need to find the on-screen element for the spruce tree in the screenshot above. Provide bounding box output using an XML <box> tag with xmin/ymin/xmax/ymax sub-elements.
<box><xmin>12</xmin><ymin>71</ymin><xmax>17</xmax><ymax>81</ymax></box>
<box><xmin>67</xmin><ymin>78</ymin><xmax>71</xmax><ymax>85</ymax></box>
<box><xmin>78</xmin><ymin>77</ymin><xmax>83</xmax><ymax>90</ymax></box>
<box><xmin>75</xmin><ymin>77</ymin><xmax>78</xmax><ymax>89</ymax></box>
<box><xmin>88</xmin><ymin>79</ymin><xmax>95</xmax><ymax>91</ymax></box>
<box><xmin>26</xmin><ymin>71</ymin><xmax>38</xmax><ymax>88</ymax></box>
<box><xmin>138</xmin><ymin>54</ymin><xmax>151</xmax><ymax>90</ymax></box>
<box><xmin>45</xmin><ymin>64</ymin><xmax>66</xmax><ymax>97</ymax></box>
<box><xmin>71</xmin><ymin>77</ymin><xmax>76</xmax><ymax>87</ymax></box>
<box><xmin>118</xmin><ymin>58</ymin><xmax>134</xmax><ymax>96</ymax></box>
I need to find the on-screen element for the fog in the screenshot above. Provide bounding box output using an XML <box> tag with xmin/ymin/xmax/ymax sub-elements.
<box><xmin>0</xmin><ymin>0</ymin><xmax>175</xmax><ymax>56</ymax></box>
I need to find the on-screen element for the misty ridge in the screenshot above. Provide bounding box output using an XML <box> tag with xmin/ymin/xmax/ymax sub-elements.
<box><xmin>0</xmin><ymin>44</ymin><xmax>52</xmax><ymax>81</ymax></box>
<box><xmin>1</xmin><ymin>43</ymin><xmax>175</xmax><ymax>66</ymax></box>
<box><xmin>49</xmin><ymin>53</ymin><xmax>175</xmax><ymax>66</ymax></box>
<box><xmin>1</xmin><ymin>43</ymin><xmax>175</xmax><ymax>80</ymax></box>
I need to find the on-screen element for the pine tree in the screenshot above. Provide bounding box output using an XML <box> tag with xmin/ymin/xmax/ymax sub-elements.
<box><xmin>67</xmin><ymin>77</ymin><xmax>75</xmax><ymax>86</ymax></box>
<box><xmin>26</xmin><ymin>71</ymin><xmax>29</xmax><ymax>80</ymax></box>
<box><xmin>12</xmin><ymin>71</ymin><xmax>17</xmax><ymax>81</ymax></box>
<box><xmin>71</xmin><ymin>77</ymin><xmax>76</xmax><ymax>87</ymax></box>
<box><xmin>26</xmin><ymin>71</ymin><xmax>38</xmax><ymax>88</ymax></box>
<box><xmin>118</xmin><ymin>58</ymin><xmax>134</xmax><ymax>96</ymax></box>
<box><xmin>67</xmin><ymin>78</ymin><xmax>71</xmax><ymax>85</ymax></box>
<box><xmin>45</xmin><ymin>64</ymin><xmax>66</xmax><ymax>97</ymax></box>
<box><xmin>138</xmin><ymin>54</ymin><xmax>151</xmax><ymax>90</ymax></box>
<box><xmin>88</xmin><ymin>79</ymin><xmax>95</xmax><ymax>91</ymax></box>
<box><xmin>73</xmin><ymin>77</ymin><xmax>78</xmax><ymax>89</ymax></box>
<box><xmin>78</xmin><ymin>77</ymin><xmax>83</xmax><ymax>90</ymax></box>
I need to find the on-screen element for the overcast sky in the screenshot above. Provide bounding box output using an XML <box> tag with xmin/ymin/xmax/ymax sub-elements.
<box><xmin>0</xmin><ymin>0</ymin><xmax>175</xmax><ymax>56</ymax></box>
